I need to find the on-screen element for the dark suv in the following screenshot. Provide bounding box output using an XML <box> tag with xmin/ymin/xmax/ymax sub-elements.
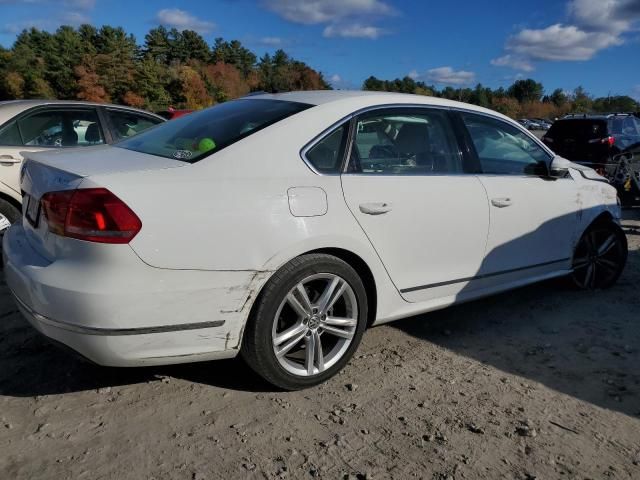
<box><xmin>542</xmin><ymin>113</ymin><xmax>640</xmax><ymax>204</ymax></box>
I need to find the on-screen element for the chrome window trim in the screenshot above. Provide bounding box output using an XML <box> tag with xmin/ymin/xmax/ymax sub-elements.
<box><xmin>299</xmin><ymin>117</ymin><xmax>354</xmax><ymax>175</ymax></box>
<box><xmin>299</xmin><ymin>102</ymin><xmax>556</xmax><ymax>176</ymax></box>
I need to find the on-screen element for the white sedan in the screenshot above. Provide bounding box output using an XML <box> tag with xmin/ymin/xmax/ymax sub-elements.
<box><xmin>3</xmin><ymin>91</ymin><xmax>627</xmax><ymax>390</ymax></box>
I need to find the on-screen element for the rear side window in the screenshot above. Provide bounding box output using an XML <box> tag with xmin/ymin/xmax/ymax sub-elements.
<box><xmin>304</xmin><ymin>124</ymin><xmax>348</xmax><ymax>173</ymax></box>
<box><xmin>117</xmin><ymin>99</ymin><xmax>312</xmax><ymax>163</ymax></box>
<box><xmin>462</xmin><ymin>113</ymin><xmax>551</xmax><ymax>176</ymax></box>
<box><xmin>107</xmin><ymin>109</ymin><xmax>163</xmax><ymax>141</ymax></box>
<box><xmin>0</xmin><ymin>121</ymin><xmax>22</xmax><ymax>146</ymax></box>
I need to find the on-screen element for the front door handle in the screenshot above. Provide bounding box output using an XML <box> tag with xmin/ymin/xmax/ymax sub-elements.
<box><xmin>491</xmin><ymin>197</ymin><xmax>512</xmax><ymax>208</ymax></box>
<box><xmin>0</xmin><ymin>155</ymin><xmax>21</xmax><ymax>165</ymax></box>
<box><xmin>359</xmin><ymin>202</ymin><xmax>392</xmax><ymax>215</ymax></box>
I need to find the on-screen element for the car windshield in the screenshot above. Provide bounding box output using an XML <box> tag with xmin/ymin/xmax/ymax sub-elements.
<box><xmin>116</xmin><ymin>99</ymin><xmax>312</xmax><ymax>163</ymax></box>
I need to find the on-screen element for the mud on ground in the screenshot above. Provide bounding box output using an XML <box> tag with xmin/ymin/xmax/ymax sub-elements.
<box><xmin>1</xmin><ymin>211</ymin><xmax>639</xmax><ymax>480</ymax></box>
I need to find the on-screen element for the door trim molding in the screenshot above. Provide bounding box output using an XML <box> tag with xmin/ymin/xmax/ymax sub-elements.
<box><xmin>400</xmin><ymin>257</ymin><xmax>570</xmax><ymax>293</ymax></box>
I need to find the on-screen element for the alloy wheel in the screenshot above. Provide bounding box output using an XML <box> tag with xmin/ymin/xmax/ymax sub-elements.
<box><xmin>272</xmin><ymin>273</ymin><xmax>358</xmax><ymax>377</ymax></box>
<box><xmin>572</xmin><ymin>226</ymin><xmax>625</xmax><ymax>289</ymax></box>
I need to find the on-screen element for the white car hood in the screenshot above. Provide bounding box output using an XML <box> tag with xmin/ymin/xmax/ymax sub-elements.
<box><xmin>23</xmin><ymin>145</ymin><xmax>186</xmax><ymax>178</ymax></box>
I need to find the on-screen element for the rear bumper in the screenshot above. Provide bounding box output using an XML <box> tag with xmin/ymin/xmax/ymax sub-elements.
<box><xmin>3</xmin><ymin>224</ymin><xmax>268</xmax><ymax>366</ymax></box>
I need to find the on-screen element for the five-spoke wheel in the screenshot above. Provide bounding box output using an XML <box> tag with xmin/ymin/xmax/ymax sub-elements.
<box><xmin>272</xmin><ymin>273</ymin><xmax>358</xmax><ymax>376</ymax></box>
<box><xmin>242</xmin><ymin>254</ymin><xmax>367</xmax><ymax>390</ymax></box>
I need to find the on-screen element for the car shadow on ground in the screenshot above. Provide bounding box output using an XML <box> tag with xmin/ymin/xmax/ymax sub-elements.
<box><xmin>389</xmin><ymin>210</ymin><xmax>640</xmax><ymax>418</ymax></box>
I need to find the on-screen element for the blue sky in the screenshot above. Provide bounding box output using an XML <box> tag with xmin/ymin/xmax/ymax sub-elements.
<box><xmin>1</xmin><ymin>0</ymin><xmax>639</xmax><ymax>99</ymax></box>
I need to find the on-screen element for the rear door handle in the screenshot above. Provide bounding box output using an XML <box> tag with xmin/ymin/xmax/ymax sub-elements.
<box><xmin>0</xmin><ymin>155</ymin><xmax>21</xmax><ymax>165</ymax></box>
<box><xmin>359</xmin><ymin>202</ymin><xmax>392</xmax><ymax>215</ymax></box>
<box><xmin>491</xmin><ymin>197</ymin><xmax>512</xmax><ymax>208</ymax></box>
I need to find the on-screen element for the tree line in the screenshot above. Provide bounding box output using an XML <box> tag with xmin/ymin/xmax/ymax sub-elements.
<box><xmin>0</xmin><ymin>25</ymin><xmax>330</xmax><ymax>110</ymax></box>
<box><xmin>362</xmin><ymin>76</ymin><xmax>640</xmax><ymax>119</ymax></box>
<box><xmin>1</xmin><ymin>24</ymin><xmax>638</xmax><ymax>118</ymax></box>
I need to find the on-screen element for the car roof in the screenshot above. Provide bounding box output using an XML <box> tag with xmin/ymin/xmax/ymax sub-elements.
<box><xmin>0</xmin><ymin>99</ymin><xmax>165</xmax><ymax>124</ymax></box>
<box><xmin>246</xmin><ymin>89</ymin><xmax>508</xmax><ymax>118</ymax></box>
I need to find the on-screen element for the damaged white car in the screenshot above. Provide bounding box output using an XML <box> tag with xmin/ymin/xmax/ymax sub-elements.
<box><xmin>3</xmin><ymin>91</ymin><xmax>627</xmax><ymax>389</ymax></box>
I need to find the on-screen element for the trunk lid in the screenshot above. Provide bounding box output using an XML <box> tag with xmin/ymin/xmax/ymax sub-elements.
<box><xmin>19</xmin><ymin>145</ymin><xmax>186</xmax><ymax>260</ymax></box>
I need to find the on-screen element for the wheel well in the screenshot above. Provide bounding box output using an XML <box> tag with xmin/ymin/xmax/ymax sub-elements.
<box><xmin>0</xmin><ymin>191</ymin><xmax>21</xmax><ymax>212</ymax></box>
<box><xmin>306</xmin><ymin>247</ymin><xmax>377</xmax><ymax>328</ymax></box>
<box><xmin>590</xmin><ymin>211</ymin><xmax>614</xmax><ymax>227</ymax></box>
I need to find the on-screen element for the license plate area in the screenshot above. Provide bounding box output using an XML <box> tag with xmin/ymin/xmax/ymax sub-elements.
<box><xmin>24</xmin><ymin>194</ymin><xmax>40</xmax><ymax>227</ymax></box>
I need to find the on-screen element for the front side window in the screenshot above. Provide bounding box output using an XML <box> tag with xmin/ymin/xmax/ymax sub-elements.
<box><xmin>304</xmin><ymin>123</ymin><xmax>348</xmax><ymax>173</ymax></box>
<box><xmin>16</xmin><ymin>108</ymin><xmax>104</xmax><ymax>147</ymax></box>
<box><xmin>462</xmin><ymin>113</ymin><xmax>551</xmax><ymax>176</ymax></box>
<box><xmin>117</xmin><ymin>99</ymin><xmax>312</xmax><ymax>163</ymax></box>
<box><xmin>107</xmin><ymin>109</ymin><xmax>163</xmax><ymax>141</ymax></box>
<box><xmin>347</xmin><ymin>109</ymin><xmax>462</xmax><ymax>174</ymax></box>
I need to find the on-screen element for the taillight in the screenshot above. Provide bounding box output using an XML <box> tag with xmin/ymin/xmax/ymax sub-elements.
<box><xmin>40</xmin><ymin>188</ymin><xmax>141</xmax><ymax>244</ymax></box>
<box><xmin>601</xmin><ymin>136</ymin><xmax>615</xmax><ymax>147</ymax></box>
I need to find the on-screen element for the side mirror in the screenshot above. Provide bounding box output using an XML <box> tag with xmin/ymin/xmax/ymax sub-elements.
<box><xmin>549</xmin><ymin>156</ymin><xmax>570</xmax><ymax>178</ymax></box>
<box><xmin>549</xmin><ymin>166</ymin><xmax>569</xmax><ymax>178</ymax></box>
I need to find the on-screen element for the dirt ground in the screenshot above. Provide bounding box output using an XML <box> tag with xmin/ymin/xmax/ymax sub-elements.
<box><xmin>1</xmin><ymin>212</ymin><xmax>639</xmax><ymax>480</ymax></box>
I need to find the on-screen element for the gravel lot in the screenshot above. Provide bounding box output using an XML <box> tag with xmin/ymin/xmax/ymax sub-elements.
<box><xmin>1</xmin><ymin>211</ymin><xmax>639</xmax><ymax>480</ymax></box>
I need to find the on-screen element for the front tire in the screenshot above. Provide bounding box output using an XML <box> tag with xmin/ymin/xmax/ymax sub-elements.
<box><xmin>241</xmin><ymin>254</ymin><xmax>368</xmax><ymax>390</ymax></box>
<box><xmin>571</xmin><ymin>220</ymin><xmax>627</xmax><ymax>289</ymax></box>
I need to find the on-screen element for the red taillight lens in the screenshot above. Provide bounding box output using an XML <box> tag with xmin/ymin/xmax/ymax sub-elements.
<box><xmin>601</xmin><ymin>136</ymin><xmax>615</xmax><ymax>147</ymax></box>
<box><xmin>40</xmin><ymin>188</ymin><xmax>141</xmax><ymax>244</ymax></box>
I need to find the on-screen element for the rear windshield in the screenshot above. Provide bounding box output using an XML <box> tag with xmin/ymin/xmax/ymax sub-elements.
<box><xmin>116</xmin><ymin>99</ymin><xmax>312</xmax><ymax>163</ymax></box>
<box><xmin>547</xmin><ymin>119</ymin><xmax>607</xmax><ymax>142</ymax></box>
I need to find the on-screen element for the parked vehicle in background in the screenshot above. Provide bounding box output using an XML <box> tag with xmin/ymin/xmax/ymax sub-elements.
<box><xmin>531</xmin><ymin>118</ymin><xmax>552</xmax><ymax>130</ymax></box>
<box><xmin>518</xmin><ymin>118</ymin><xmax>543</xmax><ymax>130</ymax></box>
<box><xmin>542</xmin><ymin>113</ymin><xmax>640</xmax><ymax>204</ymax></box>
<box><xmin>0</xmin><ymin>100</ymin><xmax>165</xmax><ymax>232</ymax></box>
<box><xmin>3</xmin><ymin>91</ymin><xmax>627</xmax><ymax>390</ymax></box>
<box><xmin>156</xmin><ymin>108</ymin><xmax>194</xmax><ymax>120</ymax></box>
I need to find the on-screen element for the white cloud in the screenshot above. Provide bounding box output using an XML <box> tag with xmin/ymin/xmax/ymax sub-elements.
<box><xmin>492</xmin><ymin>0</ymin><xmax>640</xmax><ymax>71</ymax></box>
<box><xmin>632</xmin><ymin>85</ymin><xmax>640</xmax><ymax>101</ymax></box>
<box><xmin>263</xmin><ymin>0</ymin><xmax>395</xmax><ymax>40</ymax></box>
<box><xmin>155</xmin><ymin>8</ymin><xmax>215</xmax><ymax>34</ymax></box>
<box><xmin>63</xmin><ymin>0</ymin><xmax>95</xmax><ymax>9</ymax></box>
<box><xmin>323</xmin><ymin>23</ymin><xmax>386</xmax><ymax>39</ymax></box>
<box><xmin>568</xmin><ymin>0</ymin><xmax>638</xmax><ymax>33</ymax></box>
<box><xmin>259</xmin><ymin>36</ymin><xmax>283</xmax><ymax>46</ymax></box>
<box><xmin>425</xmin><ymin>66</ymin><xmax>475</xmax><ymax>86</ymax></box>
<box><xmin>330</xmin><ymin>74</ymin><xmax>341</xmax><ymax>82</ymax></box>
<box><xmin>263</xmin><ymin>0</ymin><xmax>394</xmax><ymax>24</ymax></box>
<box><xmin>490</xmin><ymin>54</ymin><xmax>534</xmax><ymax>72</ymax></box>
<box><xmin>506</xmin><ymin>24</ymin><xmax>622</xmax><ymax>61</ymax></box>
<box><xmin>407</xmin><ymin>69</ymin><xmax>419</xmax><ymax>80</ymax></box>
<box><xmin>59</xmin><ymin>11</ymin><xmax>91</xmax><ymax>25</ymax></box>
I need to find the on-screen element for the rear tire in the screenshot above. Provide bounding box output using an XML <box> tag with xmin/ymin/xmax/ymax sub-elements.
<box><xmin>571</xmin><ymin>220</ymin><xmax>627</xmax><ymax>289</ymax></box>
<box><xmin>241</xmin><ymin>254</ymin><xmax>368</xmax><ymax>390</ymax></box>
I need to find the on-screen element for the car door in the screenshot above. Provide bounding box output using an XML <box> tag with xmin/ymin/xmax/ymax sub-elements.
<box><xmin>457</xmin><ymin>111</ymin><xmax>580</xmax><ymax>284</ymax></box>
<box><xmin>0</xmin><ymin>106</ymin><xmax>105</xmax><ymax>194</ymax></box>
<box><xmin>340</xmin><ymin>107</ymin><xmax>490</xmax><ymax>303</ymax></box>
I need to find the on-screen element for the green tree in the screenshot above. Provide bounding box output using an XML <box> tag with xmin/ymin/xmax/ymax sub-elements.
<box><xmin>549</xmin><ymin>88</ymin><xmax>568</xmax><ymax>108</ymax></box>
<box><xmin>212</xmin><ymin>38</ymin><xmax>256</xmax><ymax>77</ymax></box>
<box><xmin>507</xmin><ymin>79</ymin><xmax>544</xmax><ymax>103</ymax></box>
